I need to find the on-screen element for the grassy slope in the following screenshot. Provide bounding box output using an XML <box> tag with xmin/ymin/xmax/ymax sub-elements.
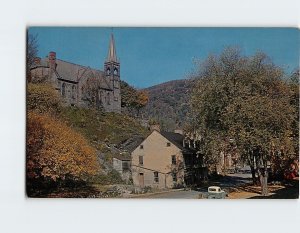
<box><xmin>61</xmin><ymin>107</ymin><xmax>149</xmax><ymax>147</ymax></box>
<box><xmin>27</xmin><ymin>83</ymin><xmax>149</xmax><ymax>149</ymax></box>
<box><xmin>27</xmin><ymin>83</ymin><xmax>149</xmax><ymax>187</ymax></box>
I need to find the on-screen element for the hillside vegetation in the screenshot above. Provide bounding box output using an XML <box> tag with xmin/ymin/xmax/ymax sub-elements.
<box><xmin>141</xmin><ymin>79</ymin><xmax>195</xmax><ymax>131</ymax></box>
<box><xmin>61</xmin><ymin>107</ymin><xmax>149</xmax><ymax>146</ymax></box>
<box><xmin>27</xmin><ymin>83</ymin><xmax>149</xmax><ymax>197</ymax></box>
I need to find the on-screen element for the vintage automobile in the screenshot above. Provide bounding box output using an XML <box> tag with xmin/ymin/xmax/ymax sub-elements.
<box><xmin>207</xmin><ymin>186</ymin><xmax>227</xmax><ymax>199</ymax></box>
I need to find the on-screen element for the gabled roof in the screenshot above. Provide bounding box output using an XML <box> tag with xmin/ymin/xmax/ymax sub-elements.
<box><xmin>131</xmin><ymin>130</ymin><xmax>196</xmax><ymax>154</ymax></box>
<box><xmin>117</xmin><ymin>136</ymin><xmax>146</xmax><ymax>153</ymax></box>
<box><xmin>113</xmin><ymin>153</ymin><xmax>131</xmax><ymax>161</ymax></box>
<box><xmin>160</xmin><ymin>131</ymin><xmax>197</xmax><ymax>154</ymax></box>
<box><xmin>55</xmin><ymin>59</ymin><xmax>105</xmax><ymax>83</ymax></box>
<box><xmin>30</xmin><ymin>58</ymin><xmax>113</xmax><ymax>90</ymax></box>
<box><xmin>160</xmin><ymin>131</ymin><xmax>185</xmax><ymax>150</ymax></box>
<box><xmin>55</xmin><ymin>59</ymin><xmax>86</xmax><ymax>82</ymax></box>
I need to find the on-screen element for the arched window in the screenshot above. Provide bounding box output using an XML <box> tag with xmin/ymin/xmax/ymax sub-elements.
<box><xmin>114</xmin><ymin>67</ymin><xmax>118</xmax><ymax>75</ymax></box>
<box><xmin>107</xmin><ymin>92</ymin><xmax>110</xmax><ymax>105</ymax></box>
<box><xmin>62</xmin><ymin>83</ymin><xmax>66</xmax><ymax>97</ymax></box>
<box><xmin>72</xmin><ymin>85</ymin><xmax>76</xmax><ymax>99</ymax></box>
<box><xmin>106</xmin><ymin>67</ymin><xmax>111</xmax><ymax>75</ymax></box>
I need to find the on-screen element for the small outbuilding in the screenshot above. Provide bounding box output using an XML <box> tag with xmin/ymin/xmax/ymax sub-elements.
<box><xmin>112</xmin><ymin>154</ymin><xmax>131</xmax><ymax>182</ymax></box>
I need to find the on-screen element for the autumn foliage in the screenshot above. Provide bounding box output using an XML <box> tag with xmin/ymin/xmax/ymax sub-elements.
<box><xmin>27</xmin><ymin>83</ymin><xmax>62</xmax><ymax>114</ymax></box>
<box><xmin>27</xmin><ymin>112</ymin><xmax>99</xmax><ymax>183</ymax></box>
<box><xmin>120</xmin><ymin>81</ymin><xmax>149</xmax><ymax>115</ymax></box>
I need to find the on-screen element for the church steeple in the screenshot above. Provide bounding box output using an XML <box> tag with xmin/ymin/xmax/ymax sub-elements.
<box><xmin>103</xmin><ymin>32</ymin><xmax>121</xmax><ymax>113</ymax></box>
<box><xmin>107</xmin><ymin>33</ymin><xmax>118</xmax><ymax>62</ymax></box>
<box><xmin>104</xmin><ymin>32</ymin><xmax>120</xmax><ymax>77</ymax></box>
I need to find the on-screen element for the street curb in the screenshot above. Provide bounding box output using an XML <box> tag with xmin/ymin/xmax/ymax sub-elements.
<box><xmin>126</xmin><ymin>188</ymin><xmax>186</xmax><ymax>198</ymax></box>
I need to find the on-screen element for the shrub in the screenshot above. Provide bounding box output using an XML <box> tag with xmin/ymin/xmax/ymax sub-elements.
<box><xmin>27</xmin><ymin>111</ymin><xmax>100</xmax><ymax>193</ymax></box>
<box><xmin>88</xmin><ymin>169</ymin><xmax>125</xmax><ymax>185</ymax></box>
<box><xmin>27</xmin><ymin>83</ymin><xmax>62</xmax><ymax>114</ymax></box>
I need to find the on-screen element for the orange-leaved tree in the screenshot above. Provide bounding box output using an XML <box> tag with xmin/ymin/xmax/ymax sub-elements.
<box><xmin>27</xmin><ymin>83</ymin><xmax>62</xmax><ymax>115</ymax></box>
<box><xmin>27</xmin><ymin>111</ymin><xmax>100</xmax><ymax>183</ymax></box>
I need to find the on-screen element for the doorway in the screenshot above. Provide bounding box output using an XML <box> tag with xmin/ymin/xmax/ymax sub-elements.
<box><xmin>139</xmin><ymin>173</ymin><xmax>144</xmax><ymax>187</ymax></box>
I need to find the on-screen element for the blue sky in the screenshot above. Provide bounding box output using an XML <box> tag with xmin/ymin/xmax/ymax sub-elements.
<box><xmin>28</xmin><ymin>27</ymin><xmax>299</xmax><ymax>88</ymax></box>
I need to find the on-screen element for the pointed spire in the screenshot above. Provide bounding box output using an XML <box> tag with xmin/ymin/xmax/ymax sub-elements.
<box><xmin>107</xmin><ymin>33</ymin><xmax>118</xmax><ymax>62</ymax></box>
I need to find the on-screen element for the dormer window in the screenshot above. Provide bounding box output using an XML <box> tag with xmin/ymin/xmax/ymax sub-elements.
<box><xmin>166</xmin><ymin>142</ymin><xmax>171</xmax><ymax>147</ymax></box>
<box><xmin>140</xmin><ymin>145</ymin><xmax>144</xmax><ymax>149</ymax></box>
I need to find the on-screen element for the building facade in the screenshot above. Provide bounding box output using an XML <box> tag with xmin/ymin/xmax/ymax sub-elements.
<box><xmin>30</xmin><ymin>34</ymin><xmax>121</xmax><ymax>113</ymax></box>
<box><xmin>112</xmin><ymin>154</ymin><xmax>131</xmax><ymax>182</ymax></box>
<box><xmin>131</xmin><ymin>130</ymin><xmax>198</xmax><ymax>189</ymax></box>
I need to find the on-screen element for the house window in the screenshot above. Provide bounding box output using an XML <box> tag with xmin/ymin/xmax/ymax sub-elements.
<box><xmin>139</xmin><ymin>156</ymin><xmax>143</xmax><ymax>166</ymax></box>
<box><xmin>154</xmin><ymin>172</ymin><xmax>159</xmax><ymax>183</ymax></box>
<box><xmin>122</xmin><ymin>161</ymin><xmax>130</xmax><ymax>171</ymax></box>
<box><xmin>171</xmin><ymin>155</ymin><xmax>176</xmax><ymax>165</ymax></box>
<box><xmin>166</xmin><ymin>142</ymin><xmax>171</xmax><ymax>147</ymax></box>
<box><xmin>140</xmin><ymin>145</ymin><xmax>144</xmax><ymax>149</ymax></box>
<box><xmin>172</xmin><ymin>172</ymin><xmax>177</xmax><ymax>182</ymax></box>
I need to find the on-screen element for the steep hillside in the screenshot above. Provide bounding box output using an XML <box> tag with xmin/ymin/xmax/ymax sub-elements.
<box><xmin>141</xmin><ymin>79</ymin><xmax>196</xmax><ymax>131</ymax></box>
<box><xmin>27</xmin><ymin>83</ymin><xmax>149</xmax><ymax>196</ymax></box>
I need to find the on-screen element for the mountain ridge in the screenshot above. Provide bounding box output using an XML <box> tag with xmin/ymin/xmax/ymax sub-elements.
<box><xmin>141</xmin><ymin>78</ymin><xmax>196</xmax><ymax>131</ymax></box>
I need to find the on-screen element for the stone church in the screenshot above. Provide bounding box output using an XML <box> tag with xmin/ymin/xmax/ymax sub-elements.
<box><xmin>30</xmin><ymin>34</ymin><xmax>121</xmax><ymax>113</ymax></box>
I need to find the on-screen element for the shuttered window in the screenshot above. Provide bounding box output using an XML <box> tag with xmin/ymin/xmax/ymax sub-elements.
<box><xmin>154</xmin><ymin>172</ymin><xmax>159</xmax><ymax>183</ymax></box>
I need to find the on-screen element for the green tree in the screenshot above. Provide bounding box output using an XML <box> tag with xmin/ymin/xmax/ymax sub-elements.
<box><xmin>189</xmin><ymin>48</ymin><xmax>296</xmax><ymax>195</ymax></box>
<box><xmin>120</xmin><ymin>81</ymin><xmax>149</xmax><ymax>116</ymax></box>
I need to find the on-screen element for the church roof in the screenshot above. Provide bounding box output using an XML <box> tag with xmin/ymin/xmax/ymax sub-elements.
<box><xmin>55</xmin><ymin>59</ymin><xmax>104</xmax><ymax>82</ymax></box>
<box><xmin>31</xmin><ymin>58</ymin><xmax>113</xmax><ymax>90</ymax></box>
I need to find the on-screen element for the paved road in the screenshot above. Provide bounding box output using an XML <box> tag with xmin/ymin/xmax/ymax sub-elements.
<box><xmin>143</xmin><ymin>173</ymin><xmax>252</xmax><ymax>199</ymax></box>
<box><xmin>141</xmin><ymin>190</ymin><xmax>201</xmax><ymax>199</ymax></box>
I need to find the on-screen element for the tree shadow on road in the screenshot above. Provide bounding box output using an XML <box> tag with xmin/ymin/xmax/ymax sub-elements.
<box><xmin>247</xmin><ymin>181</ymin><xmax>299</xmax><ymax>199</ymax></box>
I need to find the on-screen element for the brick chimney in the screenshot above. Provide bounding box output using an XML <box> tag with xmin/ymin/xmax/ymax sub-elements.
<box><xmin>150</xmin><ymin>124</ymin><xmax>160</xmax><ymax>132</ymax></box>
<box><xmin>48</xmin><ymin>51</ymin><xmax>56</xmax><ymax>70</ymax></box>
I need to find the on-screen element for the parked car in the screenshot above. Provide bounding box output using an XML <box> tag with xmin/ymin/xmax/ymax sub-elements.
<box><xmin>239</xmin><ymin>166</ymin><xmax>251</xmax><ymax>174</ymax></box>
<box><xmin>201</xmin><ymin>186</ymin><xmax>228</xmax><ymax>199</ymax></box>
